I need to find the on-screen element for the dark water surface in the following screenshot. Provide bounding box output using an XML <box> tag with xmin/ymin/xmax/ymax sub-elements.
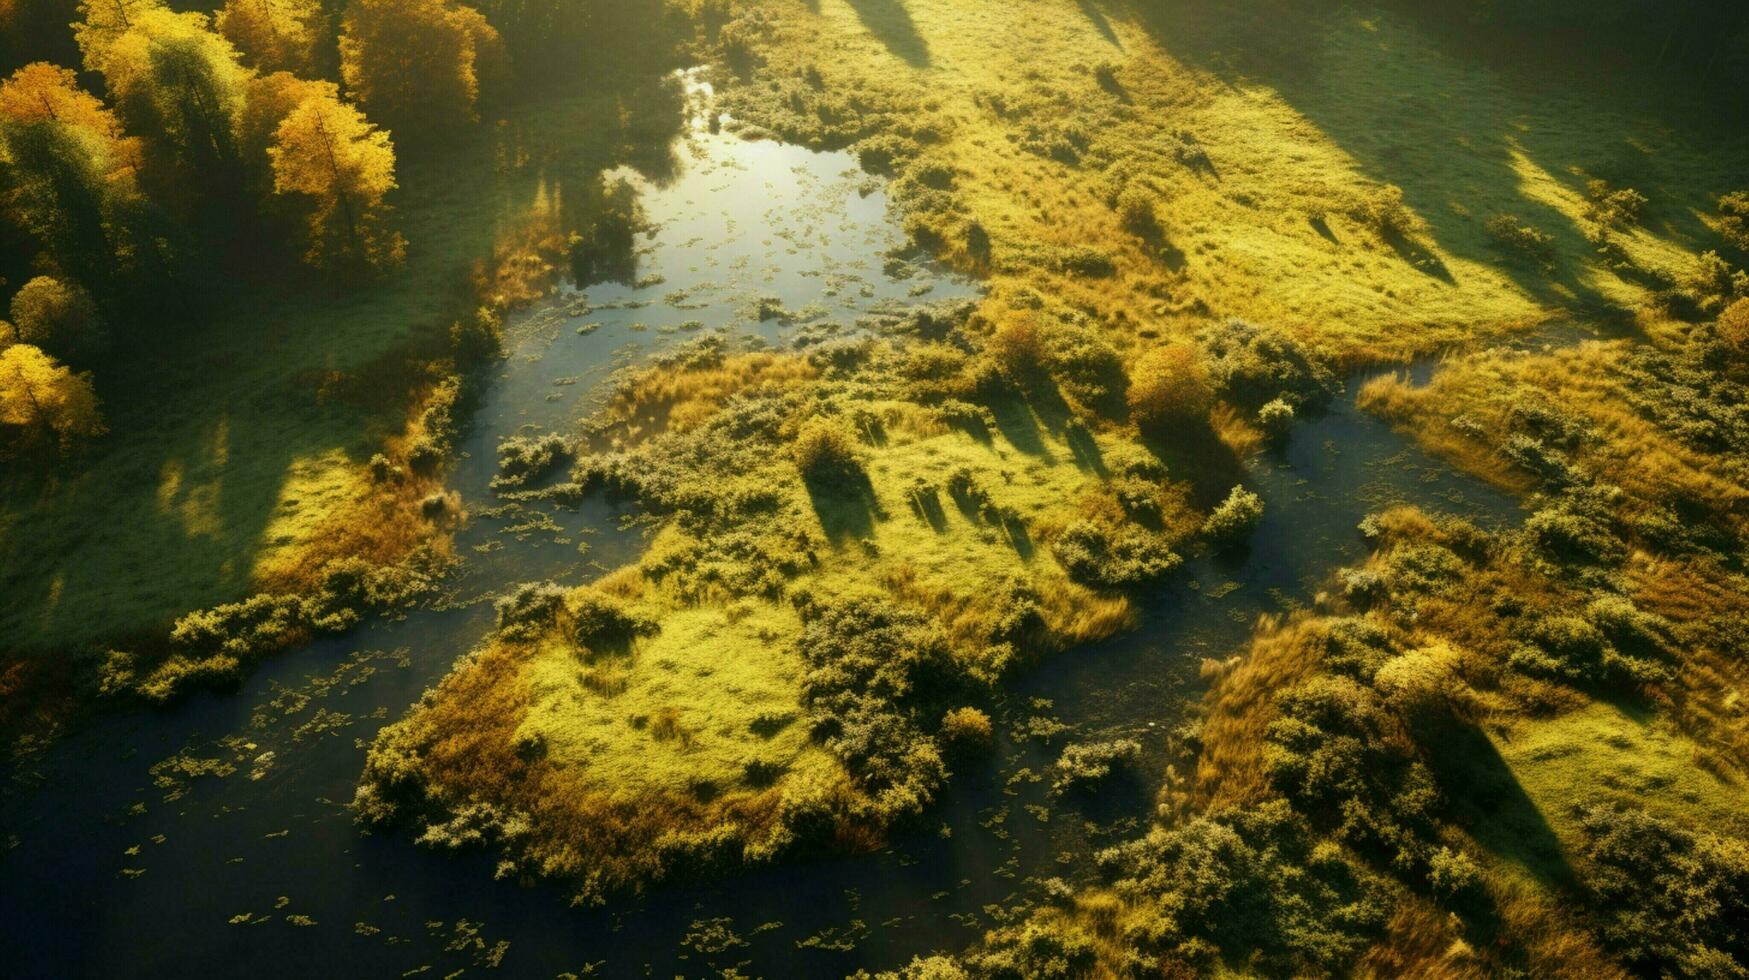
<box><xmin>3</xmin><ymin>75</ymin><xmax>1530</xmax><ymax>978</ymax></box>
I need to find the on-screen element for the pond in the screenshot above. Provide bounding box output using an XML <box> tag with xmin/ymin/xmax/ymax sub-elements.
<box><xmin>2</xmin><ymin>72</ymin><xmax>1532</xmax><ymax>978</ymax></box>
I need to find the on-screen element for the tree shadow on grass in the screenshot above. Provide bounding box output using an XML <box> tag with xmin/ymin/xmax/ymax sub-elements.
<box><xmin>804</xmin><ymin>469</ymin><xmax>882</xmax><ymax>544</ymax></box>
<box><xmin>1111</xmin><ymin>0</ymin><xmax>1739</xmax><ymax>323</ymax></box>
<box><xmin>845</xmin><ymin>0</ymin><xmax>931</xmax><ymax>68</ymax></box>
<box><xmin>989</xmin><ymin>395</ymin><xmax>1055</xmax><ymax>463</ymax></box>
<box><xmin>1141</xmin><ymin>423</ymin><xmax>1249</xmax><ymax>511</ymax></box>
<box><xmin>1076</xmin><ymin>0</ymin><xmax>1124</xmax><ymax>49</ymax></box>
<box><xmin>1427</xmin><ymin>721</ymin><xmax>1573</xmax><ymax>888</ymax></box>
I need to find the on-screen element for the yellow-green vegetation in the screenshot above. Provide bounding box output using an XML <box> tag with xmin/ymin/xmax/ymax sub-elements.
<box><xmin>954</xmin><ymin>311</ymin><xmax>1749</xmax><ymax>975</ymax></box>
<box><xmin>359</xmin><ymin>300</ymin><xmax>1286</xmax><ymax>902</ymax></box>
<box><xmin>710</xmin><ymin>0</ymin><xmax>1748</xmax><ymax>365</ymax></box>
<box><xmin>0</xmin><ymin>1</ymin><xmax>692</xmax><ymax>738</ymax></box>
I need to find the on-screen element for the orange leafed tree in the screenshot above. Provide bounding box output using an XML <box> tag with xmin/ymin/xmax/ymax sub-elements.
<box><xmin>268</xmin><ymin>87</ymin><xmax>404</xmax><ymax>269</ymax></box>
<box><xmin>338</xmin><ymin>0</ymin><xmax>503</xmax><ymax>138</ymax></box>
<box><xmin>217</xmin><ymin>0</ymin><xmax>322</xmax><ymax>75</ymax></box>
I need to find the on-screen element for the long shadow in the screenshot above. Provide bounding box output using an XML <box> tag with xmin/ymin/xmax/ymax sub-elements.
<box><xmin>1140</xmin><ymin>424</ymin><xmax>1248</xmax><ymax>511</ymax></box>
<box><xmin>1110</xmin><ymin>0</ymin><xmax>1738</xmax><ymax>321</ymax></box>
<box><xmin>844</xmin><ymin>0</ymin><xmax>931</xmax><ymax>68</ymax></box>
<box><xmin>804</xmin><ymin>470</ymin><xmax>881</xmax><ymax>543</ymax></box>
<box><xmin>1076</xmin><ymin>0</ymin><xmax>1124</xmax><ymax>49</ymax></box>
<box><xmin>988</xmin><ymin>396</ymin><xmax>1054</xmax><ymax>462</ymax></box>
<box><xmin>1426</xmin><ymin>722</ymin><xmax>1573</xmax><ymax>887</ymax></box>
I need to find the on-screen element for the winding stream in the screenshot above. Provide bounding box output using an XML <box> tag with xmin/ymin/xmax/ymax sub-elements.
<box><xmin>3</xmin><ymin>76</ymin><xmax>1542</xmax><ymax>978</ymax></box>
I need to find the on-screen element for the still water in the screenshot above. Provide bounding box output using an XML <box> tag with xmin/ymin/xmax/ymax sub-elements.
<box><xmin>2</xmin><ymin>75</ymin><xmax>1522</xmax><ymax>978</ymax></box>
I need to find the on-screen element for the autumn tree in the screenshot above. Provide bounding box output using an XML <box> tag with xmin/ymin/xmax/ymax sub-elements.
<box><xmin>216</xmin><ymin>0</ymin><xmax>322</xmax><ymax>75</ymax></box>
<box><xmin>9</xmin><ymin>275</ymin><xmax>106</xmax><ymax>362</ymax></box>
<box><xmin>0</xmin><ymin>63</ymin><xmax>145</xmax><ymax>288</ymax></box>
<box><xmin>0</xmin><ymin>342</ymin><xmax>104</xmax><ymax>451</ymax></box>
<box><xmin>339</xmin><ymin>0</ymin><xmax>503</xmax><ymax>138</ymax></box>
<box><xmin>268</xmin><ymin>85</ymin><xmax>403</xmax><ymax>269</ymax></box>
<box><xmin>76</xmin><ymin>3</ymin><xmax>253</xmax><ymax>219</ymax></box>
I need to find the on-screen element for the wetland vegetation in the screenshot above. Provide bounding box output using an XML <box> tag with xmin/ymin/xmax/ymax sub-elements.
<box><xmin>4</xmin><ymin>0</ymin><xmax>1749</xmax><ymax>976</ymax></box>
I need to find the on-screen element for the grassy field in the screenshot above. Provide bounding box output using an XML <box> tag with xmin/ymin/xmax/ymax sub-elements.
<box><xmin>716</xmin><ymin>0</ymin><xmax>1747</xmax><ymax>363</ymax></box>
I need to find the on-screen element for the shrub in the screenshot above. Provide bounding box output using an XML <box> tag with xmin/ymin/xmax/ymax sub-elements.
<box><xmin>964</xmin><ymin>220</ymin><xmax>992</xmax><ymax>265</ymax></box>
<box><xmin>1524</xmin><ymin>501</ymin><xmax>1622</xmax><ymax>564</ymax></box>
<box><xmin>1203</xmin><ymin>486</ymin><xmax>1264</xmax><ymax>544</ymax></box>
<box><xmin>9</xmin><ymin>276</ymin><xmax>105</xmax><ymax>362</ymax></box>
<box><xmin>1685</xmin><ymin>250</ymin><xmax>1749</xmax><ymax>315</ymax></box>
<box><xmin>1348</xmin><ymin>184</ymin><xmax>1415</xmax><ymax>240</ymax></box>
<box><xmin>1257</xmin><ymin>397</ymin><xmax>1295</xmax><ymax>441</ymax></box>
<box><xmin>569</xmin><ymin>589</ymin><xmax>657</xmax><ymax>651</ymax></box>
<box><xmin>1425</xmin><ymin>846</ymin><xmax>1483</xmax><ymax>900</ymax></box>
<box><xmin>798</xmin><ymin>596</ymin><xmax>953</xmax><ymax>821</ymax></box>
<box><xmin>792</xmin><ymin>417</ymin><xmax>864</xmax><ymax>487</ymax></box>
<box><xmin>987</xmin><ymin>314</ymin><xmax>1048</xmax><ymax>384</ymax></box>
<box><xmin>1053</xmin><ymin>519</ymin><xmax>1180</xmax><ymax>586</ymax></box>
<box><xmin>1484</xmin><ymin>214</ymin><xmax>1557</xmax><ymax>268</ymax></box>
<box><xmin>494</xmin><ymin>581</ymin><xmax>568</xmax><ymax>636</ymax></box>
<box><xmin>1046</xmin><ymin>325</ymin><xmax>1127</xmax><ymax>411</ymax></box>
<box><xmin>1197</xmin><ymin>319</ymin><xmax>1339</xmax><ymax>411</ymax></box>
<box><xmin>1719</xmin><ymin>298</ymin><xmax>1749</xmax><ymax>358</ymax></box>
<box><xmin>1092</xmin><ymin>800</ymin><xmax>1390</xmax><ymax>973</ymax></box>
<box><xmin>1126</xmin><ymin>343</ymin><xmax>1212</xmax><ymax>428</ymax></box>
<box><xmin>1116</xmin><ymin>186</ymin><xmax>1163</xmax><ymax>241</ymax></box>
<box><xmin>1576</xmin><ymin>804</ymin><xmax>1749</xmax><ymax>976</ymax></box>
<box><xmin>493</xmin><ymin>432</ymin><xmax>571</xmax><ymax>489</ymax></box>
<box><xmin>939</xmin><ymin>706</ymin><xmax>994</xmax><ymax>751</ymax></box>
<box><xmin>1373</xmin><ymin>643</ymin><xmax>1469</xmax><ymax>729</ymax></box>
<box><xmin>1719</xmin><ymin>191</ymin><xmax>1749</xmax><ymax>252</ymax></box>
<box><xmin>1049</xmin><ymin>245</ymin><xmax>1116</xmax><ymax>278</ymax></box>
<box><xmin>1584</xmin><ymin>180</ymin><xmax>1647</xmax><ymax>228</ymax></box>
<box><xmin>1050</xmin><ymin>738</ymin><xmax>1140</xmax><ymax>795</ymax></box>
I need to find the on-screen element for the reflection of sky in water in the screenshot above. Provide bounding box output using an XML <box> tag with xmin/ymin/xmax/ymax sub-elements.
<box><xmin>2</xmin><ymin>73</ymin><xmax>1525</xmax><ymax>979</ymax></box>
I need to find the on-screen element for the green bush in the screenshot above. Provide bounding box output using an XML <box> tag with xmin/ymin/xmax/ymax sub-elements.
<box><xmin>798</xmin><ymin>595</ymin><xmax>954</xmax><ymax>822</ymax></box>
<box><xmin>494</xmin><ymin>581</ymin><xmax>568</xmax><ymax>636</ymax></box>
<box><xmin>1126</xmin><ymin>342</ymin><xmax>1212</xmax><ymax>428</ymax></box>
<box><xmin>569</xmin><ymin>589</ymin><xmax>658</xmax><ymax>651</ymax></box>
<box><xmin>1053</xmin><ymin>519</ymin><xmax>1181</xmax><ymax>586</ymax></box>
<box><xmin>1050</xmin><ymin>737</ymin><xmax>1141</xmax><ymax>794</ymax></box>
<box><xmin>1203</xmin><ymin>486</ymin><xmax>1264</xmax><ymax>545</ymax></box>
<box><xmin>1584</xmin><ymin>180</ymin><xmax>1648</xmax><ymax>228</ymax></box>
<box><xmin>9</xmin><ymin>276</ymin><xmax>105</xmax><ymax>362</ymax></box>
<box><xmin>493</xmin><ymin>432</ymin><xmax>572</xmax><ymax>489</ymax></box>
<box><xmin>1577</xmin><ymin>804</ymin><xmax>1749</xmax><ymax>976</ymax></box>
<box><xmin>1197</xmin><ymin>319</ymin><xmax>1339</xmax><ymax>411</ymax></box>
<box><xmin>1091</xmin><ymin>800</ymin><xmax>1390</xmax><ymax>973</ymax></box>
<box><xmin>1719</xmin><ymin>191</ymin><xmax>1749</xmax><ymax>252</ymax></box>
<box><xmin>1485</xmin><ymin>213</ymin><xmax>1557</xmax><ymax>268</ymax></box>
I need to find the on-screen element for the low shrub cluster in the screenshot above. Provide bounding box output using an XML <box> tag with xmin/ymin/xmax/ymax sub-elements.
<box><xmin>1050</xmin><ymin>737</ymin><xmax>1141</xmax><ymax>795</ymax></box>
<box><xmin>1196</xmin><ymin>319</ymin><xmax>1339</xmax><ymax>413</ymax></box>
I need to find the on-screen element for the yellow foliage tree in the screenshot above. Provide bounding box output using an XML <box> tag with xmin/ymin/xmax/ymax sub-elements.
<box><xmin>0</xmin><ymin>62</ymin><xmax>140</xmax><ymax>283</ymax></box>
<box><xmin>217</xmin><ymin>0</ymin><xmax>321</xmax><ymax>75</ymax></box>
<box><xmin>0</xmin><ymin>62</ymin><xmax>139</xmax><ymax>176</ymax></box>
<box><xmin>0</xmin><ymin>342</ymin><xmax>104</xmax><ymax>450</ymax></box>
<box><xmin>268</xmin><ymin>87</ymin><xmax>404</xmax><ymax>269</ymax></box>
<box><xmin>76</xmin><ymin>4</ymin><xmax>252</xmax><ymax>197</ymax></box>
<box><xmin>339</xmin><ymin>0</ymin><xmax>502</xmax><ymax>138</ymax></box>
